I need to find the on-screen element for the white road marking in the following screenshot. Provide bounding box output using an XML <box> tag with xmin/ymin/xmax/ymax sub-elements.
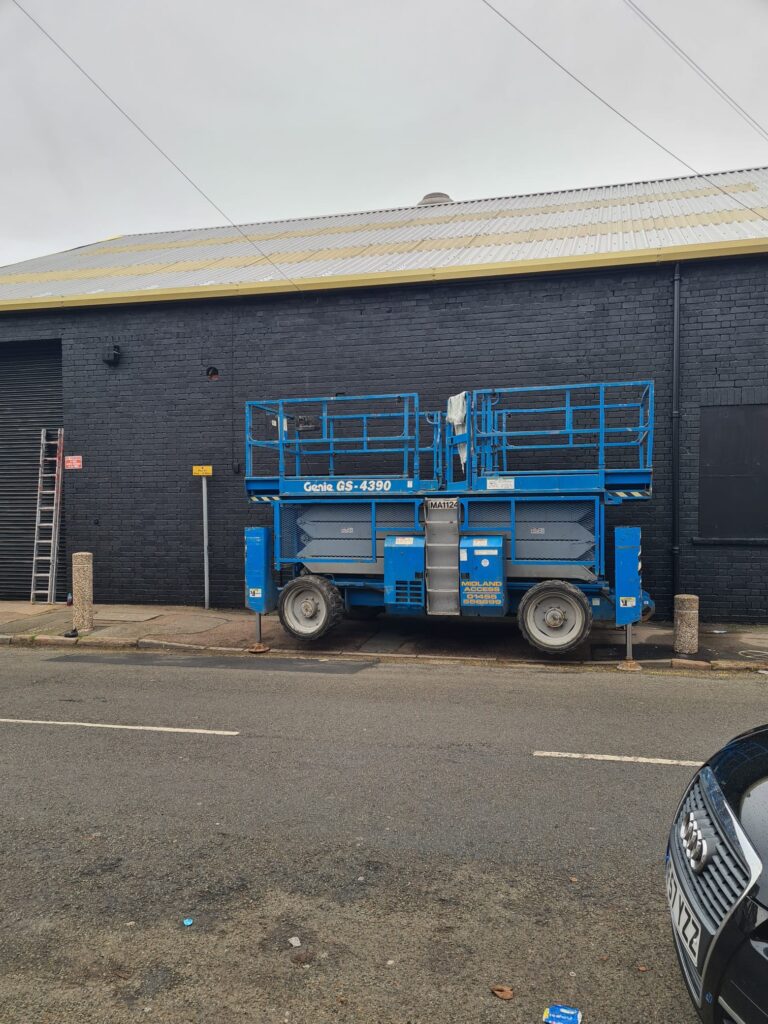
<box><xmin>0</xmin><ymin>717</ymin><xmax>239</xmax><ymax>736</ymax></box>
<box><xmin>533</xmin><ymin>750</ymin><xmax>700</xmax><ymax>767</ymax></box>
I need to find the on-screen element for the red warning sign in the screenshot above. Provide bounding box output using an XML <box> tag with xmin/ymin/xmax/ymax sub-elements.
<box><xmin>64</xmin><ymin>455</ymin><xmax>83</xmax><ymax>470</ymax></box>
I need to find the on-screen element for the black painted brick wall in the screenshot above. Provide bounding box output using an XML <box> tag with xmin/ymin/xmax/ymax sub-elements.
<box><xmin>678</xmin><ymin>257</ymin><xmax>768</xmax><ymax>621</ymax></box>
<box><xmin>1</xmin><ymin>254</ymin><xmax>766</xmax><ymax>620</ymax></box>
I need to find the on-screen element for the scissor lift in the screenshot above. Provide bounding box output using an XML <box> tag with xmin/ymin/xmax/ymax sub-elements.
<box><xmin>244</xmin><ymin>381</ymin><xmax>654</xmax><ymax>654</ymax></box>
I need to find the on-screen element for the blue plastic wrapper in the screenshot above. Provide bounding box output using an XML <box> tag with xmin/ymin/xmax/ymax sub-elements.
<box><xmin>543</xmin><ymin>1007</ymin><xmax>582</xmax><ymax>1023</ymax></box>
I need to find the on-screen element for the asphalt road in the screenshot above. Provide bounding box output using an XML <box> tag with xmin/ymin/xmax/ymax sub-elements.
<box><xmin>1</xmin><ymin>649</ymin><xmax>766</xmax><ymax>1024</ymax></box>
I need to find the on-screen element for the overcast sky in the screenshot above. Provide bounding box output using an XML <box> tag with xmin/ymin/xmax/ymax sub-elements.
<box><xmin>2</xmin><ymin>0</ymin><xmax>768</xmax><ymax>268</ymax></box>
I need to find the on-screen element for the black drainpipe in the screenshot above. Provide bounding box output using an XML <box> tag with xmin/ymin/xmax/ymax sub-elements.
<box><xmin>671</xmin><ymin>263</ymin><xmax>681</xmax><ymax>596</ymax></box>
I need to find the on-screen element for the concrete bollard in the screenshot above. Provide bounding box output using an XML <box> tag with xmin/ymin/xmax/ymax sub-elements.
<box><xmin>72</xmin><ymin>552</ymin><xmax>94</xmax><ymax>634</ymax></box>
<box><xmin>674</xmin><ymin>594</ymin><xmax>699</xmax><ymax>655</ymax></box>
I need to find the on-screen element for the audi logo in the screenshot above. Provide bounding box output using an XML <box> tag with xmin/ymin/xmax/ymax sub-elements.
<box><xmin>679</xmin><ymin>811</ymin><xmax>716</xmax><ymax>874</ymax></box>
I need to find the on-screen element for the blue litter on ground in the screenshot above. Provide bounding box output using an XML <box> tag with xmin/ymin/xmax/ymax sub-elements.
<box><xmin>543</xmin><ymin>1007</ymin><xmax>582</xmax><ymax>1023</ymax></box>
<box><xmin>183</xmin><ymin>918</ymin><xmax>194</xmax><ymax>927</ymax></box>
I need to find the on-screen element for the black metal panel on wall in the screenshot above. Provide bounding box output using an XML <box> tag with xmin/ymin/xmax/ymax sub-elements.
<box><xmin>0</xmin><ymin>340</ymin><xmax>64</xmax><ymax>599</ymax></box>
<box><xmin>699</xmin><ymin>404</ymin><xmax>768</xmax><ymax>539</ymax></box>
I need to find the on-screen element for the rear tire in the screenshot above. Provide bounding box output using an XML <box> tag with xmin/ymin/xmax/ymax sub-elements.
<box><xmin>518</xmin><ymin>580</ymin><xmax>592</xmax><ymax>654</ymax></box>
<box><xmin>278</xmin><ymin>575</ymin><xmax>344</xmax><ymax>640</ymax></box>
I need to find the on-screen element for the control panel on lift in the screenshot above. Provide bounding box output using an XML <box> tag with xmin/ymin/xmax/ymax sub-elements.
<box><xmin>614</xmin><ymin>526</ymin><xmax>642</xmax><ymax>626</ymax></box>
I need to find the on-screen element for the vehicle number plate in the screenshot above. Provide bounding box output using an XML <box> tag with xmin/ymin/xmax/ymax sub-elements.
<box><xmin>666</xmin><ymin>859</ymin><xmax>701</xmax><ymax>963</ymax></box>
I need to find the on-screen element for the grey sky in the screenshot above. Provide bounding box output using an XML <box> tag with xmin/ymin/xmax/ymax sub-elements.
<box><xmin>2</xmin><ymin>0</ymin><xmax>768</xmax><ymax>269</ymax></box>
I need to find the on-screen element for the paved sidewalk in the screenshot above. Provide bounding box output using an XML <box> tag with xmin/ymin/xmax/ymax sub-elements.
<box><xmin>1</xmin><ymin>599</ymin><xmax>768</xmax><ymax>669</ymax></box>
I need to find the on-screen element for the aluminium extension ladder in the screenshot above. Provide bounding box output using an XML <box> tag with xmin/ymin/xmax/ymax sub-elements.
<box><xmin>30</xmin><ymin>428</ymin><xmax>64</xmax><ymax>603</ymax></box>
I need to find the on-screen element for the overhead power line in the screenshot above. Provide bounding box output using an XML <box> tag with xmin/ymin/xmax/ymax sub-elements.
<box><xmin>475</xmin><ymin>0</ymin><xmax>765</xmax><ymax>219</ymax></box>
<box><xmin>622</xmin><ymin>0</ymin><xmax>768</xmax><ymax>148</ymax></box>
<box><xmin>10</xmin><ymin>0</ymin><xmax>300</xmax><ymax>290</ymax></box>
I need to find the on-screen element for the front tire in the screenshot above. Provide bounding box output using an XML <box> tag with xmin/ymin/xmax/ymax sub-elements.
<box><xmin>278</xmin><ymin>576</ymin><xmax>343</xmax><ymax>640</ymax></box>
<box><xmin>517</xmin><ymin>580</ymin><xmax>592</xmax><ymax>654</ymax></box>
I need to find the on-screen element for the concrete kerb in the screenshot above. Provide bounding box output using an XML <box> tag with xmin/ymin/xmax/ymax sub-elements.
<box><xmin>711</xmin><ymin>659</ymin><xmax>768</xmax><ymax>672</ymax></box>
<box><xmin>78</xmin><ymin>635</ymin><xmax>141</xmax><ymax>649</ymax></box>
<box><xmin>3</xmin><ymin>632</ymin><xmax>768</xmax><ymax>674</ymax></box>
<box><xmin>32</xmin><ymin>635</ymin><xmax>78</xmax><ymax>646</ymax></box>
<box><xmin>136</xmin><ymin>638</ymin><xmax>252</xmax><ymax>655</ymax></box>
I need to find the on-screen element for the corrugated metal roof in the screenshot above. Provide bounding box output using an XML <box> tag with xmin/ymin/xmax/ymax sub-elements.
<box><xmin>3</xmin><ymin>166</ymin><xmax>768</xmax><ymax>311</ymax></box>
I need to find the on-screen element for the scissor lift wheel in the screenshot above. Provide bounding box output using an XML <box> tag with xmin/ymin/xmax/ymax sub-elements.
<box><xmin>517</xmin><ymin>580</ymin><xmax>592</xmax><ymax>654</ymax></box>
<box><xmin>278</xmin><ymin>575</ymin><xmax>344</xmax><ymax>640</ymax></box>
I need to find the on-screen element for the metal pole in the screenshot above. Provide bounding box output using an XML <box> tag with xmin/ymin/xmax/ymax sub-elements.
<box><xmin>202</xmin><ymin>475</ymin><xmax>210</xmax><ymax>609</ymax></box>
<box><xmin>255</xmin><ymin>612</ymin><xmax>262</xmax><ymax>644</ymax></box>
<box><xmin>671</xmin><ymin>263</ymin><xmax>682</xmax><ymax>596</ymax></box>
<box><xmin>626</xmin><ymin>621</ymin><xmax>633</xmax><ymax>662</ymax></box>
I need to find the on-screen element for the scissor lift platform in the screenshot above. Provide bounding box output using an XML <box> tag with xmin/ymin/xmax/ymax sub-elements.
<box><xmin>246</xmin><ymin>381</ymin><xmax>653</xmax><ymax>500</ymax></box>
<box><xmin>244</xmin><ymin>381</ymin><xmax>654</xmax><ymax>654</ymax></box>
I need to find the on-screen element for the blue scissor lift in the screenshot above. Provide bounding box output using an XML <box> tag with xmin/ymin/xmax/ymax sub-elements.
<box><xmin>244</xmin><ymin>381</ymin><xmax>654</xmax><ymax>655</ymax></box>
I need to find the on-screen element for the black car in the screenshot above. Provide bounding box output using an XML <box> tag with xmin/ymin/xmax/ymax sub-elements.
<box><xmin>667</xmin><ymin>725</ymin><xmax>768</xmax><ymax>1023</ymax></box>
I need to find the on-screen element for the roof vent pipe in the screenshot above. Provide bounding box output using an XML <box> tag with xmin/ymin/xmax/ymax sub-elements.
<box><xmin>417</xmin><ymin>192</ymin><xmax>453</xmax><ymax>206</ymax></box>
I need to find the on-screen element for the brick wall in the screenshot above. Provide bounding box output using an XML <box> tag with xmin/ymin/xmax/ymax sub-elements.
<box><xmin>678</xmin><ymin>257</ymin><xmax>768</xmax><ymax>621</ymax></box>
<box><xmin>1</xmin><ymin>254</ymin><xmax>766</xmax><ymax>619</ymax></box>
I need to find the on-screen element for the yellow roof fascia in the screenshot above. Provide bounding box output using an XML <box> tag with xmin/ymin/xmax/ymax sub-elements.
<box><xmin>2</xmin><ymin>236</ymin><xmax>768</xmax><ymax>313</ymax></box>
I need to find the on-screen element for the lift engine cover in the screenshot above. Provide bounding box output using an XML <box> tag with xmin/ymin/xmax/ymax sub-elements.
<box><xmin>384</xmin><ymin>536</ymin><xmax>425</xmax><ymax>614</ymax></box>
<box><xmin>460</xmin><ymin>536</ymin><xmax>508</xmax><ymax>616</ymax></box>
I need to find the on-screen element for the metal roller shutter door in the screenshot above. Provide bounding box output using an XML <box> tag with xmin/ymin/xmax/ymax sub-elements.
<box><xmin>0</xmin><ymin>340</ymin><xmax>64</xmax><ymax>600</ymax></box>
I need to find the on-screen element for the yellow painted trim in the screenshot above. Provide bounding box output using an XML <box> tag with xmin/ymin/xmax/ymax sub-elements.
<box><xmin>2</xmin><ymin>237</ymin><xmax>768</xmax><ymax>312</ymax></box>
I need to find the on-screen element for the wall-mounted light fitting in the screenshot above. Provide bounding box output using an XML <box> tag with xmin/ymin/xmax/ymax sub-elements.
<box><xmin>103</xmin><ymin>344</ymin><xmax>121</xmax><ymax>366</ymax></box>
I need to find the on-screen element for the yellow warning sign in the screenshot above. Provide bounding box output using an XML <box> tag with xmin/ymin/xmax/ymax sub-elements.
<box><xmin>192</xmin><ymin>465</ymin><xmax>213</xmax><ymax>476</ymax></box>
